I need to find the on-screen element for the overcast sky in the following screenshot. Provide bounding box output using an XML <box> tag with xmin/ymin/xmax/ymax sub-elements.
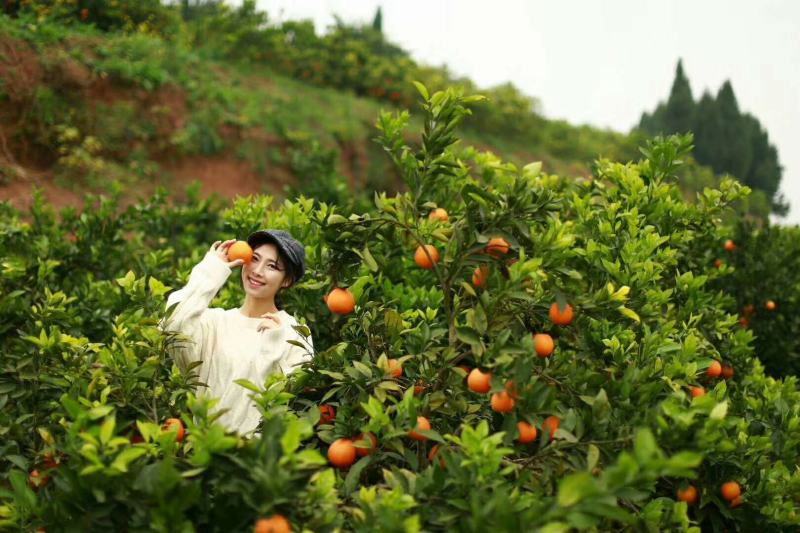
<box><xmin>250</xmin><ymin>0</ymin><xmax>800</xmax><ymax>224</ymax></box>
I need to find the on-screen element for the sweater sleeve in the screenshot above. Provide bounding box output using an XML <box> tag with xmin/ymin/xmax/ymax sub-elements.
<box><xmin>160</xmin><ymin>251</ymin><xmax>232</xmax><ymax>373</ymax></box>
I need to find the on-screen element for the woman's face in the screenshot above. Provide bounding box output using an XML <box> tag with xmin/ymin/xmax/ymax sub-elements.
<box><xmin>240</xmin><ymin>243</ymin><xmax>290</xmax><ymax>299</ymax></box>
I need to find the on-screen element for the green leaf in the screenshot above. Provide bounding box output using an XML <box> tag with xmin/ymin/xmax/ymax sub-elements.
<box><xmin>412</xmin><ymin>81</ymin><xmax>429</xmax><ymax>100</ymax></box>
<box><xmin>586</xmin><ymin>444</ymin><xmax>600</xmax><ymax>472</ymax></box>
<box><xmin>343</xmin><ymin>455</ymin><xmax>372</xmax><ymax>495</ymax></box>
<box><xmin>362</xmin><ymin>246</ymin><xmax>379</xmax><ymax>272</ymax></box>
<box><xmin>709</xmin><ymin>401</ymin><xmax>728</xmax><ymax>420</ymax></box>
<box><xmin>455</xmin><ymin>326</ymin><xmax>481</xmax><ymax>345</ymax></box>
<box><xmin>617</xmin><ymin>306</ymin><xmax>641</xmax><ymax>323</ymax></box>
<box><xmin>557</xmin><ymin>471</ymin><xmax>597</xmax><ymax>507</ymax></box>
<box><xmin>99</xmin><ymin>416</ymin><xmax>115</xmax><ymax>446</ymax></box>
<box><xmin>110</xmin><ymin>447</ymin><xmax>147</xmax><ymax>473</ymax></box>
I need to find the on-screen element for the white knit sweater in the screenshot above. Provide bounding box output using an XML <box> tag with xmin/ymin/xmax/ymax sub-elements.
<box><xmin>161</xmin><ymin>251</ymin><xmax>313</xmax><ymax>435</ymax></box>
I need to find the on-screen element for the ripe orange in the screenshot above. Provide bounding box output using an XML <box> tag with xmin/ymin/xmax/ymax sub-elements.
<box><xmin>713</xmin><ymin>259</ymin><xmax>722</xmax><ymax>269</ymax></box>
<box><xmin>706</xmin><ymin>360</ymin><xmax>722</xmax><ymax>379</ymax></box>
<box><xmin>387</xmin><ymin>358</ymin><xmax>403</xmax><ymax>378</ymax></box>
<box><xmin>428</xmin><ymin>444</ymin><xmax>445</xmax><ymax>467</ymax></box>
<box><xmin>485</xmin><ymin>237</ymin><xmax>510</xmax><ymax>257</ymax></box>
<box><xmin>721</xmin><ymin>365</ymin><xmax>734</xmax><ymax>380</ymax></box>
<box><xmin>472</xmin><ymin>265</ymin><xmax>489</xmax><ymax>288</ymax></box>
<box><xmin>162</xmin><ymin>418</ymin><xmax>185</xmax><ymax>442</ymax></box>
<box><xmin>549</xmin><ymin>302</ymin><xmax>574</xmax><ymax>326</ymax></box>
<box><xmin>413</xmin><ymin>381</ymin><xmax>425</xmax><ymax>395</ymax></box>
<box><xmin>354</xmin><ymin>432</ymin><xmax>377</xmax><ymax>457</ymax></box>
<box><xmin>533</xmin><ymin>333</ymin><xmax>554</xmax><ymax>358</ymax></box>
<box><xmin>516</xmin><ymin>421</ymin><xmax>538</xmax><ymax>444</ymax></box>
<box><xmin>543</xmin><ymin>415</ymin><xmax>560</xmax><ymax>441</ymax></box>
<box><xmin>490</xmin><ymin>391</ymin><xmax>515</xmax><ymax>413</ymax></box>
<box><xmin>742</xmin><ymin>304</ymin><xmax>754</xmax><ymax>316</ymax></box>
<box><xmin>730</xmin><ymin>496</ymin><xmax>743</xmax><ymax>508</ymax></box>
<box><xmin>429</xmin><ymin>208</ymin><xmax>449</xmax><ymax>222</ymax></box>
<box><xmin>409</xmin><ymin>416</ymin><xmax>431</xmax><ymax>441</ymax></box>
<box><xmin>720</xmin><ymin>481</ymin><xmax>741</xmax><ymax>501</ymax></box>
<box><xmin>318</xmin><ymin>404</ymin><xmax>335</xmax><ymax>425</ymax></box>
<box><xmin>765</xmin><ymin>300</ymin><xmax>776</xmax><ymax>311</ymax></box>
<box><xmin>676</xmin><ymin>485</ymin><xmax>698</xmax><ymax>505</ymax></box>
<box><xmin>227</xmin><ymin>240</ymin><xmax>253</xmax><ymax>264</ymax></box>
<box><xmin>690</xmin><ymin>386</ymin><xmax>705</xmax><ymax>398</ymax></box>
<box><xmin>28</xmin><ymin>469</ymin><xmax>49</xmax><ymax>490</ymax></box>
<box><xmin>738</xmin><ymin>317</ymin><xmax>749</xmax><ymax>328</ymax></box>
<box><xmin>326</xmin><ymin>288</ymin><xmax>355</xmax><ymax>315</ymax></box>
<box><xmin>254</xmin><ymin>514</ymin><xmax>291</xmax><ymax>533</ymax></box>
<box><xmin>724</xmin><ymin>239</ymin><xmax>736</xmax><ymax>252</ymax></box>
<box><xmin>327</xmin><ymin>438</ymin><xmax>356</xmax><ymax>469</ymax></box>
<box><xmin>467</xmin><ymin>368</ymin><xmax>492</xmax><ymax>393</ymax></box>
<box><xmin>414</xmin><ymin>245</ymin><xmax>439</xmax><ymax>269</ymax></box>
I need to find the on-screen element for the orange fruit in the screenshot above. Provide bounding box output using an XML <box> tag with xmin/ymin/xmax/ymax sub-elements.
<box><xmin>676</xmin><ymin>485</ymin><xmax>698</xmax><ymax>505</ymax></box>
<box><xmin>28</xmin><ymin>469</ymin><xmax>49</xmax><ymax>490</ymax></box>
<box><xmin>467</xmin><ymin>368</ymin><xmax>492</xmax><ymax>393</ymax></box>
<box><xmin>414</xmin><ymin>245</ymin><xmax>439</xmax><ymax>269</ymax></box>
<box><xmin>326</xmin><ymin>288</ymin><xmax>355</xmax><ymax>315</ymax></box>
<box><xmin>549</xmin><ymin>302</ymin><xmax>574</xmax><ymax>326</ymax></box>
<box><xmin>724</xmin><ymin>239</ymin><xmax>736</xmax><ymax>252</ymax></box>
<box><xmin>409</xmin><ymin>416</ymin><xmax>431</xmax><ymax>441</ymax></box>
<box><xmin>254</xmin><ymin>514</ymin><xmax>291</xmax><ymax>533</ymax></box>
<box><xmin>721</xmin><ymin>365</ymin><xmax>734</xmax><ymax>380</ymax></box>
<box><xmin>742</xmin><ymin>304</ymin><xmax>754</xmax><ymax>316</ymax></box>
<box><xmin>543</xmin><ymin>415</ymin><xmax>560</xmax><ymax>441</ymax></box>
<box><xmin>706</xmin><ymin>360</ymin><xmax>722</xmax><ymax>379</ymax></box>
<box><xmin>765</xmin><ymin>300</ymin><xmax>776</xmax><ymax>311</ymax></box>
<box><xmin>713</xmin><ymin>259</ymin><xmax>722</xmax><ymax>269</ymax></box>
<box><xmin>720</xmin><ymin>481</ymin><xmax>741</xmax><ymax>501</ymax></box>
<box><xmin>413</xmin><ymin>381</ymin><xmax>425</xmax><ymax>395</ymax></box>
<box><xmin>485</xmin><ymin>237</ymin><xmax>510</xmax><ymax>257</ymax></box>
<box><xmin>690</xmin><ymin>386</ymin><xmax>705</xmax><ymax>398</ymax></box>
<box><xmin>472</xmin><ymin>265</ymin><xmax>489</xmax><ymax>288</ymax></box>
<box><xmin>533</xmin><ymin>333</ymin><xmax>554</xmax><ymax>358</ymax></box>
<box><xmin>327</xmin><ymin>438</ymin><xmax>356</xmax><ymax>469</ymax></box>
<box><xmin>318</xmin><ymin>404</ymin><xmax>335</xmax><ymax>425</ymax></box>
<box><xmin>730</xmin><ymin>496</ymin><xmax>743</xmax><ymax>508</ymax></box>
<box><xmin>429</xmin><ymin>208</ymin><xmax>449</xmax><ymax>222</ymax></box>
<box><xmin>227</xmin><ymin>241</ymin><xmax>253</xmax><ymax>264</ymax></box>
<box><xmin>162</xmin><ymin>418</ymin><xmax>185</xmax><ymax>442</ymax></box>
<box><xmin>354</xmin><ymin>432</ymin><xmax>377</xmax><ymax>457</ymax></box>
<box><xmin>387</xmin><ymin>358</ymin><xmax>403</xmax><ymax>378</ymax></box>
<box><xmin>738</xmin><ymin>317</ymin><xmax>749</xmax><ymax>328</ymax></box>
<box><xmin>428</xmin><ymin>444</ymin><xmax>445</xmax><ymax>467</ymax></box>
<box><xmin>490</xmin><ymin>391</ymin><xmax>515</xmax><ymax>413</ymax></box>
<box><xmin>516</xmin><ymin>421</ymin><xmax>538</xmax><ymax>444</ymax></box>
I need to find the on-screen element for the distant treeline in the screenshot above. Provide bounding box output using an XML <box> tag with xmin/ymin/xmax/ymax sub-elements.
<box><xmin>639</xmin><ymin>61</ymin><xmax>786</xmax><ymax>215</ymax></box>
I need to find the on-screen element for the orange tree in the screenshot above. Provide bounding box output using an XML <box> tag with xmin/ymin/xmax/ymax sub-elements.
<box><xmin>1</xmin><ymin>84</ymin><xmax>799</xmax><ymax>531</ymax></box>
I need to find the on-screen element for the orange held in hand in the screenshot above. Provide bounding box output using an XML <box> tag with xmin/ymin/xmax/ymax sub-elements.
<box><xmin>254</xmin><ymin>514</ymin><xmax>291</xmax><ymax>533</ymax></box>
<box><xmin>162</xmin><ymin>418</ymin><xmax>185</xmax><ymax>442</ymax></box>
<box><xmin>720</xmin><ymin>481</ymin><xmax>741</xmax><ymax>502</ymax></box>
<box><xmin>485</xmin><ymin>237</ymin><xmax>510</xmax><ymax>257</ymax></box>
<box><xmin>533</xmin><ymin>333</ymin><xmax>554</xmax><ymax>358</ymax></box>
<box><xmin>326</xmin><ymin>287</ymin><xmax>355</xmax><ymax>315</ymax></box>
<box><xmin>676</xmin><ymin>485</ymin><xmax>698</xmax><ymax>505</ymax></box>
<box><xmin>516</xmin><ymin>421</ymin><xmax>538</xmax><ymax>444</ymax></box>
<box><xmin>414</xmin><ymin>245</ymin><xmax>439</xmax><ymax>269</ymax></box>
<box><xmin>428</xmin><ymin>208</ymin><xmax>449</xmax><ymax>222</ymax></box>
<box><xmin>327</xmin><ymin>438</ymin><xmax>356</xmax><ymax>469</ymax></box>
<box><xmin>227</xmin><ymin>240</ymin><xmax>253</xmax><ymax>264</ymax></box>
<box><xmin>490</xmin><ymin>391</ymin><xmax>515</xmax><ymax>413</ymax></box>
<box><xmin>472</xmin><ymin>265</ymin><xmax>489</xmax><ymax>288</ymax></box>
<box><xmin>409</xmin><ymin>416</ymin><xmax>431</xmax><ymax>441</ymax></box>
<box><xmin>549</xmin><ymin>302</ymin><xmax>574</xmax><ymax>326</ymax></box>
<box><xmin>467</xmin><ymin>368</ymin><xmax>492</xmax><ymax>393</ymax></box>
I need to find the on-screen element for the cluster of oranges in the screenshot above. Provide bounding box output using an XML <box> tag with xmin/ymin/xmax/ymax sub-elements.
<box><xmin>676</xmin><ymin>480</ymin><xmax>743</xmax><ymax>508</ymax></box>
<box><xmin>689</xmin><ymin>359</ymin><xmax>735</xmax><ymax>398</ymax></box>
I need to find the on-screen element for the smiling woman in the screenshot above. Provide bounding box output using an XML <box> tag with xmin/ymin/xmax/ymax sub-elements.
<box><xmin>159</xmin><ymin>229</ymin><xmax>313</xmax><ymax>436</ymax></box>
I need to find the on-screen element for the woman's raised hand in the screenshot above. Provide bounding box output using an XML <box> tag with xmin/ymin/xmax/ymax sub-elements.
<box><xmin>256</xmin><ymin>312</ymin><xmax>282</xmax><ymax>332</ymax></box>
<box><xmin>210</xmin><ymin>240</ymin><xmax>245</xmax><ymax>269</ymax></box>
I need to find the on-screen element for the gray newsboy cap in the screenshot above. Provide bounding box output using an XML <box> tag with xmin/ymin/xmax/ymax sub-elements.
<box><xmin>246</xmin><ymin>229</ymin><xmax>306</xmax><ymax>283</ymax></box>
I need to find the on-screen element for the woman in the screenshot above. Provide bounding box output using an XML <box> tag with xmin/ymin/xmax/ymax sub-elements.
<box><xmin>161</xmin><ymin>229</ymin><xmax>313</xmax><ymax>436</ymax></box>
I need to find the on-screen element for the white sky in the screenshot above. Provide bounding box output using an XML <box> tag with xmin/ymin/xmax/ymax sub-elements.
<box><xmin>250</xmin><ymin>0</ymin><xmax>800</xmax><ymax>224</ymax></box>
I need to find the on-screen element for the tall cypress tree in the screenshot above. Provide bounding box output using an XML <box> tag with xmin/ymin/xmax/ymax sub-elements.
<box><xmin>715</xmin><ymin>81</ymin><xmax>752</xmax><ymax>181</ymax></box>
<box><xmin>663</xmin><ymin>59</ymin><xmax>695</xmax><ymax>134</ymax></box>
<box><xmin>692</xmin><ymin>91</ymin><xmax>721</xmax><ymax>167</ymax></box>
<box><xmin>372</xmin><ymin>7</ymin><xmax>383</xmax><ymax>32</ymax></box>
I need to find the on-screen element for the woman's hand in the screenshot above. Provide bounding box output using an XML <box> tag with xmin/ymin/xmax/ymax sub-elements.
<box><xmin>210</xmin><ymin>240</ymin><xmax>245</xmax><ymax>269</ymax></box>
<box><xmin>256</xmin><ymin>312</ymin><xmax>282</xmax><ymax>333</ymax></box>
